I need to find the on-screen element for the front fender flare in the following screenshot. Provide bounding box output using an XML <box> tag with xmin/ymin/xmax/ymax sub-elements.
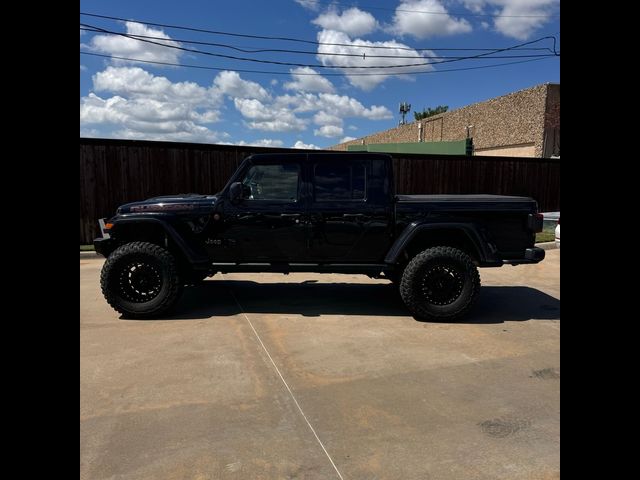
<box><xmin>112</xmin><ymin>216</ymin><xmax>208</xmax><ymax>265</ymax></box>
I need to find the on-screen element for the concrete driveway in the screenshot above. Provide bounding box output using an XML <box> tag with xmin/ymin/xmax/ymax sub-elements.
<box><xmin>81</xmin><ymin>250</ymin><xmax>560</xmax><ymax>480</ymax></box>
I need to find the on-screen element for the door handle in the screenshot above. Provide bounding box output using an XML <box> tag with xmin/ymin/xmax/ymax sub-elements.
<box><xmin>280</xmin><ymin>213</ymin><xmax>301</xmax><ymax>218</ymax></box>
<box><xmin>342</xmin><ymin>213</ymin><xmax>365</xmax><ymax>218</ymax></box>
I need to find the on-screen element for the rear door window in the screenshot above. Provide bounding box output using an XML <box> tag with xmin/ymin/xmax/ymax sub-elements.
<box><xmin>313</xmin><ymin>163</ymin><xmax>366</xmax><ymax>201</ymax></box>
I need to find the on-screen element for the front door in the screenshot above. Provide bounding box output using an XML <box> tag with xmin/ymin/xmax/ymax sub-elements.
<box><xmin>218</xmin><ymin>158</ymin><xmax>307</xmax><ymax>262</ymax></box>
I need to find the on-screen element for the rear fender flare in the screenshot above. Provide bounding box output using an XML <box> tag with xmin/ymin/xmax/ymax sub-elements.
<box><xmin>385</xmin><ymin>222</ymin><xmax>496</xmax><ymax>265</ymax></box>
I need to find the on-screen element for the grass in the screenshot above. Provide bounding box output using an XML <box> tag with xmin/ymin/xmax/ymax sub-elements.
<box><xmin>80</xmin><ymin>245</ymin><xmax>95</xmax><ymax>251</ymax></box>
<box><xmin>536</xmin><ymin>231</ymin><xmax>556</xmax><ymax>243</ymax></box>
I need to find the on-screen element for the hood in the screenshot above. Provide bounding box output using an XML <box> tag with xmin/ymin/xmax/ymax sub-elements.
<box><xmin>117</xmin><ymin>193</ymin><xmax>218</xmax><ymax>214</ymax></box>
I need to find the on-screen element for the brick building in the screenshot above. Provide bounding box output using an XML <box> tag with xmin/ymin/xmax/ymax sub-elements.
<box><xmin>332</xmin><ymin>83</ymin><xmax>560</xmax><ymax>158</ymax></box>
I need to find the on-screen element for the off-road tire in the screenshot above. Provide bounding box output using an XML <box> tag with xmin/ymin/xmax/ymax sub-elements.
<box><xmin>100</xmin><ymin>242</ymin><xmax>183</xmax><ymax>318</ymax></box>
<box><xmin>399</xmin><ymin>246</ymin><xmax>480</xmax><ymax>321</ymax></box>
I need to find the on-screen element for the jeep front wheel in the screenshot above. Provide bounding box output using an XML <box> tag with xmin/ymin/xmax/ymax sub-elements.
<box><xmin>100</xmin><ymin>242</ymin><xmax>183</xmax><ymax>318</ymax></box>
<box><xmin>399</xmin><ymin>246</ymin><xmax>480</xmax><ymax>321</ymax></box>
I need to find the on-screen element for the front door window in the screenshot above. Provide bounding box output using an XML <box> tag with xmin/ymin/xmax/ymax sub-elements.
<box><xmin>241</xmin><ymin>164</ymin><xmax>300</xmax><ymax>202</ymax></box>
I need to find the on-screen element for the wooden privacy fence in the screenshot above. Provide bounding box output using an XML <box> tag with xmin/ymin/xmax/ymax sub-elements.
<box><xmin>80</xmin><ymin>138</ymin><xmax>560</xmax><ymax>244</ymax></box>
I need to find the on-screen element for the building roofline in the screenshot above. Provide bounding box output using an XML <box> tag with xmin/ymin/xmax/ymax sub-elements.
<box><xmin>426</xmin><ymin>82</ymin><xmax>558</xmax><ymax>120</ymax></box>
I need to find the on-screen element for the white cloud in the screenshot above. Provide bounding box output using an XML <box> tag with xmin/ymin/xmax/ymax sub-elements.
<box><xmin>270</xmin><ymin>79</ymin><xmax>279</xmax><ymax>86</ymax></box>
<box><xmin>191</xmin><ymin>110</ymin><xmax>221</xmax><ymax>123</ymax></box>
<box><xmin>461</xmin><ymin>0</ymin><xmax>486</xmax><ymax>13</ymax></box>
<box><xmin>233</xmin><ymin>98</ymin><xmax>272</xmax><ymax>121</ymax></box>
<box><xmin>490</xmin><ymin>0</ymin><xmax>558</xmax><ymax>40</ymax></box>
<box><xmin>235</xmin><ymin>139</ymin><xmax>284</xmax><ymax>147</ymax></box>
<box><xmin>314</xmin><ymin>125</ymin><xmax>344</xmax><ymax>138</ymax></box>
<box><xmin>80</xmin><ymin>67</ymin><xmax>226</xmax><ymax>143</ymax></box>
<box><xmin>272</xmin><ymin>93</ymin><xmax>320</xmax><ymax>112</ymax></box>
<box><xmin>232</xmin><ymin>84</ymin><xmax>391</xmax><ymax>133</ymax></box>
<box><xmin>313</xmin><ymin>111</ymin><xmax>343</xmax><ymax>126</ymax></box>
<box><xmin>340</xmin><ymin>136</ymin><xmax>357</xmax><ymax>143</ymax></box>
<box><xmin>390</xmin><ymin>0</ymin><xmax>472</xmax><ymax>39</ymax></box>
<box><xmin>234</xmin><ymin>98</ymin><xmax>307</xmax><ymax>132</ymax></box>
<box><xmin>80</xmin><ymin>65</ymin><xmax>87</xmax><ymax>72</ymax></box>
<box><xmin>293</xmin><ymin>140</ymin><xmax>321</xmax><ymax>149</ymax></box>
<box><xmin>93</xmin><ymin>67</ymin><xmax>218</xmax><ymax>106</ymax></box>
<box><xmin>274</xmin><ymin>92</ymin><xmax>392</xmax><ymax>119</ymax></box>
<box><xmin>315</xmin><ymin>29</ymin><xmax>435</xmax><ymax>90</ymax></box>
<box><xmin>294</xmin><ymin>0</ymin><xmax>320</xmax><ymax>11</ymax></box>
<box><xmin>90</xmin><ymin>21</ymin><xmax>182</xmax><ymax>64</ymax></box>
<box><xmin>348</xmin><ymin>125</ymin><xmax>358</xmax><ymax>131</ymax></box>
<box><xmin>312</xmin><ymin>7</ymin><xmax>378</xmax><ymax>36</ymax></box>
<box><xmin>81</xmin><ymin>64</ymin><xmax>394</xmax><ymax>145</ymax></box>
<box><xmin>283</xmin><ymin>67</ymin><xmax>335</xmax><ymax>93</ymax></box>
<box><xmin>248</xmin><ymin>119</ymin><xmax>307</xmax><ymax>132</ymax></box>
<box><xmin>112</xmin><ymin>128</ymin><xmax>227</xmax><ymax>144</ymax></box>
<box><xmin>214</xmin><ymin>70</ymin><xmax>270</xmax><ymax>101</ymax></box>
<box><xmin>80</xmin><ymin>93</ymin><xmax>224</xmax><ymax>141</ymax></box>
<box><xmin>459</xmin><ymin>1</ymin><xmax>558</xmax><ymax>40</ymax></box>
<box><xmin>320</xmin><ymin>93</ymin><xmax>392</xmax><ymax>119</ymax></box>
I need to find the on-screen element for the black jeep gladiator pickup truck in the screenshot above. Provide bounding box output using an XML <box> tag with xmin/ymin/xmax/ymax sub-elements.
<box><xmin>94</xmin><ymin>153</ymin><xmax>544</xmax><ymax>321</ymax></box>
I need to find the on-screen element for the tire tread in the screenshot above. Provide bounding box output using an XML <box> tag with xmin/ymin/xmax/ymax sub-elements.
<box><xmin>100</xmin><ymin>241</ymin><xmax>182</xmax><ymax>318</ymax></box>
<box><xmin>399</xmin><ymin>246</ymin><xmax>480</xmax><ymax>321</ymax></box>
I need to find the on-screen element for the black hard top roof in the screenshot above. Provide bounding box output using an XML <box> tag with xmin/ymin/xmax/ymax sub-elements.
<box><xmin>246</xmin><ymin>152</ymin><xmax>392</xmax><ymax>161</ymax></box>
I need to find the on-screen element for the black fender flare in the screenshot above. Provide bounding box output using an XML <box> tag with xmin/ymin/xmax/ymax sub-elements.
<box><xmin>384</xmin><ymin>221</ymin><xmax>499</xmax><ymax>265</ymax></box>
<box><xmin>112</xmin><ymin>217</ymin><xmax>209</xmax><ymax>265</ymax></box>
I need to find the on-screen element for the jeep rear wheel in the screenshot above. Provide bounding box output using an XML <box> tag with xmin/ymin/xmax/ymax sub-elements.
<box><xmin>400</xmin><ymin>246</ymin><xmax>480</xmax><ymax>321</ymax></box>
<box><xmin>100</xmin><ymin>242</ymin><xmax>183</xmax><ymax>318</ymax></box>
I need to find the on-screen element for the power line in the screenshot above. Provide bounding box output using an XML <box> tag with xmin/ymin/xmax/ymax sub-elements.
<box><xmin>81</xmin><ymin>23</ymin><xmax>558</xmax><ymax>70</ymax></box>
<box><xmin>80</xmin><ymin>12</ymin><xmax>371</xmax><ymax>48</ymax></box>
<box><xmin>79</xmin><ymin>25</ymin><xmax>557</xmax><ymax>56</ymax></box>
<box><xmin>296</xmin><ymin>0</ymin><xmax>560</xmax><ymax>18</ymax></box>
<box><xmin>80</xmin><ymin>12</ymin><xmax>559</xmax><ymax>53</ymax></box>
<box><xmin>80</xmin><ymin>51</ymin><xmax>556</xmax><ymax>76</ymax></box>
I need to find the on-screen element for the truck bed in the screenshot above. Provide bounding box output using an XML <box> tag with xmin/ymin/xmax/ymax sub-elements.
<box><xmin>395</xmin><ymin>194</ymin><xmax>539</xmax><ymax>260</ymax></box>
<box><xmin>396</xmin><ymin>194</ymin><xmax>537</xmax><ymax>211</ymax></box>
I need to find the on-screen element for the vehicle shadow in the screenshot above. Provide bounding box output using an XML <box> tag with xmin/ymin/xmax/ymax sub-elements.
<box><xmin>126</xmin><ymin>281</ymin><xmax>560</xmax><ymax>324</ymax></box>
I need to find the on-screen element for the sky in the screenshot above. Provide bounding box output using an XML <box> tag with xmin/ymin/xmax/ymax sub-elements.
<box><xmin>80</xmin><ymin>0</ymin><xmax>560</xmax><ymax>149</ymax></box>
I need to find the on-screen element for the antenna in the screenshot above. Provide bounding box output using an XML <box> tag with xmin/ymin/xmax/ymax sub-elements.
<box><xmin>399</xmin><ymin>102</ymin><xmax>411</xmax><ymax>126</ymax></box>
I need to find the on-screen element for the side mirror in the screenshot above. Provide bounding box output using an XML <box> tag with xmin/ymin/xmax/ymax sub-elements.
<box><xmin>229</xmin><ymin>182</ymin><xmax>243</xmax><ymax>203</ymax></box>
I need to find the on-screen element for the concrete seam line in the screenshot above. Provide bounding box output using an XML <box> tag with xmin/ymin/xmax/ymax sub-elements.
<box><xmin>225</xmin><ymin>283</ymin><xmax>344</xmax><ymax>480</ymax></box>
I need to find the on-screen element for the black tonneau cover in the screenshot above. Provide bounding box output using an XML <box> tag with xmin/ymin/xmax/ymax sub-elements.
<box><xmin>396</xmin><ymin>194</ymin><xmax>537</xmax><ymax>211</ymax></box>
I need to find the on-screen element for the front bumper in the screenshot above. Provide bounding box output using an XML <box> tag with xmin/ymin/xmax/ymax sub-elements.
<box><xmin>93</xmin><ymin>218</ymin><xmax>116</xmax><ymax>257</ymax></box>
<box><xmin>93</xmin><ymin>237</ymin><xmax>115</xmax><ymax>257</ymax></box>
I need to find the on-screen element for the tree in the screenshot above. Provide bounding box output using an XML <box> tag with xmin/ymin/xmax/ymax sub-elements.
<box><xmin>414</xmin><ymin>105</ymin><xmax>449</xmax><ymax>121</ymax></box>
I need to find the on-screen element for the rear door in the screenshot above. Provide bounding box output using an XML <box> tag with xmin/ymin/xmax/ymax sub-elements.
<box><xmin>306</xmin><ymin>155</ymin><xmax>392</xmax><ymax>262</ymax></box>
